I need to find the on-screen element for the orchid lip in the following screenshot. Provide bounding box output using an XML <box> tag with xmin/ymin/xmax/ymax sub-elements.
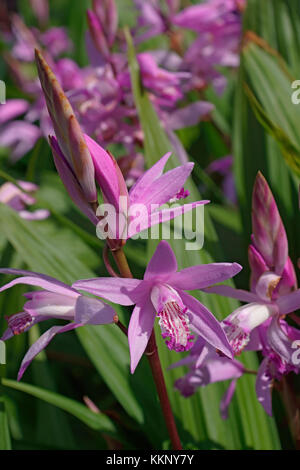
<box><xmin>150</xmin><ymin>284</ymin><xmax>194</xmax><ymax>352</ymax></box>
<box><xmin>223</xmin><ymin>320</ymin><xmax>250</xmax><ymax>355</ymax></box>
<box><xmin>6</xmin><ymin>312</ymin><xmax>34</xmax><ymax>335</ymax></box>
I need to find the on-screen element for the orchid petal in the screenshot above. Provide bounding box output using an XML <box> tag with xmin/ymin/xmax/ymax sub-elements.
<box><xmin>73</xmin><ymin>277</ymin><xmax>144</xmax><ymax>305</ymax></box>
<box><xmin>24</xmin><ymin>292</ymin><xmax>76</xmax><ymax>319</ymax></box>
<box><xmin>128</xmin><ymin>298</ymin><xmax>156</xmax><ymax>373</ymax></box>
<box><xmin>133</xmin><ymin>163</ymin><xmax>194</xmax><ymax>210</ymax></box>
<box><xmin>201</xmin><ymin>284</ymin><xmax>258</xmax><ymax>303</ymax></box>
<box><xmin>248</xmin><ymin>244</ymin><xmax>268</xmax><ymax>291</ymax></box>
<box><xmin>267</xmin><ymin>317</ymin><xmax>297</xmax><ymax>364</ymax></box>
<box><xmin>0</xmin><ymin>99</ymin><xmax>29</xmax><ymax>125</ymax></box>
<box><xmin>276</xmin><ymin>289</ymin><xmax>300</xmax><ymax>315</ymax></box>
<box><xmin>129</xmin><ymin>152</ymin><xmax>171</xmax><ymax>204</ymax></box>
<box><xmin>50</xmin><ymin>136</ymin><xmax>99</xmax><ymax>225</ymax></box>
<box><xmin>205</xmin><ymin>357</ymin><xmax>244</xmax><ymax>383</ymax></box>
<box><xmin>84</xmin><ymin>133</ymin><xmax>121</xmax><ymax>209</ymax></box>
<box><xmin>1</xmin><ymin>315</ymin><xmax>51</xmax><ymax>342</ymax></box>
<box><xmin>255</xmin><ymin>271</ymin><xmax>281</xmax><ymax>302</ymax></box>
<box><xmin>220</xmin><ymin>379</ymin><xmax>238</xmax><ymax>420</ymax></box>
<box><xmin>0</xmin><ymin>269</ymin><xmax>79</xmax><ymax>298</ymax></box>
<box><xmin>144</xmin><ymin>240</ymin><xmax>177</xmax><ymax>281</ymax></box>
<box><xmin>127</xmin><ymin>200</ymin><xmax>209</xmax><ymax>239</ymax></box>
<box><xmin>18</xmin><ymin>323</ymin><xmax>79</xmax><ymax>380</ymax></box>
<box><xmin>225</xmin><ymin>302</ymin><xmax>277</xmax><ymax>333</ymax></box>
<box><xmin>179</xmin><ymin>291</ymin><xmax>233</xmax><ymax>358</ymax></box>
<box><xmin>168</xmin><ymin>101</ymin><xmax>214</xmax><ymax>130</ymax></box>
<box><xmin>19</xmin><ymin>209</ymin><xmax>50</xmax><ymax>220</ymax></box>
<box><xmin>74</xmin><ymin>295</ymin><xmax>115</xmax><ymax>324</ymax></box>
<box><xmin>256</xmin><ymin>358</ymin><xmax>273</xmax><ymax>416</ymax></box>
<box><xmin>168</xmin><ymin>262</ymin><xmax>242</xmax><ymax>291</ymax></box>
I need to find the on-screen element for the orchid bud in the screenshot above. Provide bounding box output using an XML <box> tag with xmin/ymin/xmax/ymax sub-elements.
<box><xmin>251</xmin><ymin>172</ymin><xmax>288</xmax><ymax>275</ymax></box>
<box><xmin>92</xmin><ymin>0</ymin><xmax>118</xmax><ymax>46</ymax></box>
<box><xmin>30</xmin><ymin>0</ymin><xmax>49</xmax><ymax>27</ymax></box>
<box><xmin>35</xmin><ymin>49</ymin><xmax>97</xmax><ymax>204</ymax></box>
<box><xmin>86</xmin><ymin>9</ymin><xmax>110</xmax><ymax>58</ymax></box>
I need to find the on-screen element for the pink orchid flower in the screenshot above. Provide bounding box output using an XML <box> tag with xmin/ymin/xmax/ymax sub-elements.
<box><xmin>171</xmin><ymin>337</ymin><xmax>244</xmax><ymax>419</ymax></box>
<box><xmin>202</xmin><ymin>173</ymin><xmax>299</xmax><ymax>356</ymax></box>
<box><xmin>246</xmin><ymin>319</ymin><xmax>300</xmax><ymax>415</ymax></box>
<box><xmin>0</xmin><ymin>181</ymin><xmax>49</xmax><ymax>220</ymax></box>
<box><xmin>201</xmin><ymin>173</ymin><xmax>300</xmax><ymax>414</ymax></box>
<box><xmin>73</xmin><ymin>240</ymin><xmax>242</xmax><ymax>372</ymax></box>
<box><xmin>0</xmin><ymin>269</ymin><xmax>115</xmax><ymax>381</ymax></box>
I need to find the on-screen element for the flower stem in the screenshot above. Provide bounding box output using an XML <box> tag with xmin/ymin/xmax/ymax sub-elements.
<box><xmin>111</xmin><ymin>247</ymin><xmax>133</xmax><ymax>279</ymax></box>
<box><xmin>146</xmin><ymin>330</ymin><xmax>182</xmax><ymax>450</ymax></box>
<box><xmin>109</xmin><ymin>245</ymin><xmax>182</xmax><ymax>450</ymax></box>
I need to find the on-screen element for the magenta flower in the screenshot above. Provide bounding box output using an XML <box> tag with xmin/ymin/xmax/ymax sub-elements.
<box><xmin>203</xmin><ymin>172</ymin><xmax>299</xmax><ymax>356</ymax></box>
<box><xmin>133</xmin><ymin>0</ymin><xmax>169</xmax><ymax>44</ymax></box>
<box><xmin>29</xmin><ymin>0</ymin><xmax>49</xmax><ymax>27</ymax></box>
<box><xmin>0</xmin><ymin>269</ymin><xmax>115</xmax><ymax>381</ymax></box>
<box><xmin>202</xmin><ymin>260</ymin><xmax>300</xmax><ymax>359</ymax></box>
<box><xmin>249</xmin><ymin>172</ymin><xmax>297</xmax><ymax>294</ymax></box>
<box><xmin>173</xmin><ymin>0</ymin><xmax>243</xmax><ymax>94</ymax></box>
<box><xmin>249</xmin><ymin>319</ymin><xmax>300</xmax><ymax>415</ymax></box>
<box><xmin>206</xmin><ymin>155</ymin><xmax>236</xmax><ymax>204</ymax></box>
<box><xmin>73</xmin><ymin>241</ymin><xmax>242</xmax><ymax>372</ymax></box>
<box><xmin>87</xmin><ymin>9</ymin><xmax>110</xmax><ymax>59</ymax></box>
<box><xmin>50</xmin><ymin>122</ymin><xmax>209</xmax><ymax>242</ymax></box>
<box><xmin>92</xmin><ymin>0</ymin><xmax>118</xmax><ymax>47</ymax></box>
<box><xmin>173</xmin><ymin>0</ymin><xmax>242</xmax><ymax>33</ymax></box>
<box><xmin>122</xmin><ymin>151</ymin><xmax>209</xmax><ymax>239</ymax></box>
<box><xmin>137</xmin><ymin>52</ymin><xmax>184</xmax><ymax>108</ymax></box>
<box><xmin>38</xmin><ymin>28</ymin><xmax>72</xmax><ymax>58</ymax></box>
<box><xmin>0</xmin><ymin>181</ymin><xmax>49</xmax><ymax>220</ymax></box>
<box><xmin>0</xmin><ymin>99</ymin><xmax>41</xmax><ymax>162</ymax></box>
<box><xmin>172</xmin><ymin>337</ymin><xmax>244</xmax><ymax>419</ymax></box>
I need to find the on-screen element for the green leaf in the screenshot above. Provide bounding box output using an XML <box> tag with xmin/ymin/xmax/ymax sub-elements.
<box><xmin>28</xmin><ymin>325</ymin><xmax>76</xmax><ymax>448</ymax></box>
<box><xmin>1</xmin><ymin>378</ymin><xmax>116</xmax><ymax>435</ymax></box>
<box><xmin>244</xmin><ymin>82</ymin><xmax>300</xmax><ymax>177</ymax></box>
<box><xmin>0</xmin><ymin>396</ymin><xmax>11</xmax><ymax>450</ymax></box>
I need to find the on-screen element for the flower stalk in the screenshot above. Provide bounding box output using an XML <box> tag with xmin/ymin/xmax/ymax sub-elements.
<box><xmin>108</xmin><ymin>244</ymin><xmax>182</xmax><ymax>450</ymax></box>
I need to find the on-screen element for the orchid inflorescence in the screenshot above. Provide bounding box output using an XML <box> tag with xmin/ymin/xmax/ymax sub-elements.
<box><xmin>0</xmin><ymin>0</ymin><xmax>299</xmax><ymax>451</ymax></box>
<box><xmin>1</xmin><ymin>44</ymin><xmax>299</xmax><ymax>422</ymax></box>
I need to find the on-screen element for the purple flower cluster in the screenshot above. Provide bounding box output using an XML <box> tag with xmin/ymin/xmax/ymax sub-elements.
<box><xmin>0</xmin><ymin>0</ymin><xmax>243</xmax><ymax>183</ymax></box>
<box><xmin>0</xmin><ymin>0</ymin><xmax>298</xmax><ymax>424</ymax></box>
<box><xmin>175</xmin><ymin>172</ymin><xmax>300</xmax><ymax>417</ymax></box>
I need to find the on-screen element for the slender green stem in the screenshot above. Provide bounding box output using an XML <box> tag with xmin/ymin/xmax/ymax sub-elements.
<box><xmin>109</xmin><ymin>246</ymin><xmax>182</xmax><ymax>450</ymax></box>
<box><xmin>111</xmin><ymin>246</ymin><xmax>134</xmax><ymax>279</ymax></box>
<box><xmin>146</xmin><ymin>330</ymin><xmax>182</xmax><ymax>450</ymax></box>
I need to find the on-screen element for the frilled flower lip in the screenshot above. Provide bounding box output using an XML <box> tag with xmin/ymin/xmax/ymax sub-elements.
<box><xmin>73</xmin><ymin>240</ymin><xmax>242</xmax><ymax>372</ymax></box>
<box><xmin>202</xmin><ymin>280</ymin><xmax>300</xmax><ymax>359</ymax></box>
